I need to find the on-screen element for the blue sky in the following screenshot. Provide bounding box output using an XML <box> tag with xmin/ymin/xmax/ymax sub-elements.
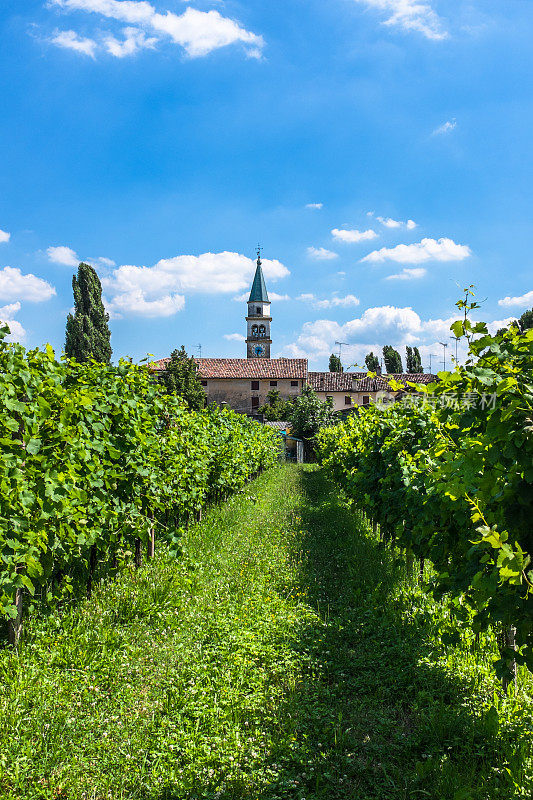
<box><xmin>0</xmin><ymin>0</ymin><xmax>532</xmax><ymax>371</ymax></box>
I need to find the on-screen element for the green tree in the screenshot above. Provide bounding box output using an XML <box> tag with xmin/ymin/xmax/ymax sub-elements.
<box><xmin>258</xmin><ymin>389</ymin><xmax>293</xmax><ymax>421</ymax></box>
<box><xmin>161</xmin><ymin>346</ymin><xmax>205</xmax><ymax>410</ymax></box>
<box><xmin>289</xmin><ymin>385</ymin><xmax>336</xmax><ymax>444</ymax></box>
<box><xmin>365</xmin><ymin>352</ymin><xmax>380</xmax><ymax>372</ymax></box>
<box><xmin>328</xmin><ymin>353</ymin><xmax>343</xmax><ymax>372</ymax></box>
<box><xmin>406</xmin><ymin>346</ymin><xmax>423</xmax><ymax>373</ymax></box>
<box><xmin>65</xmin><ymin>263</ymin><xmax>112</xmax><ymax>363</ymax></box>
<box><xmin>383</xmin><ymin>345</ymin><xmax>403</xmax><ymax>373</ymax></box>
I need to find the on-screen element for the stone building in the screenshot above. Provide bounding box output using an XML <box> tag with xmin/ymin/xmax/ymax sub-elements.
<box><xmin>308</xmin><ymin>370</ymin><xmax>436</xmax><ymax>412</ymax></box>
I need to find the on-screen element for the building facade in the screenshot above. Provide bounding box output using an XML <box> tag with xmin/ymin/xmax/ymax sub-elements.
<box><xmin>308</xmin><ymin>371</ymin><xmax>437</xmax><ymax>411</ymax></box>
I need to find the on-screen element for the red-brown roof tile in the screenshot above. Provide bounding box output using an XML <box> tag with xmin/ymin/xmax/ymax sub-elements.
<box><xmin>308</xmin><ymin>371</ymin><xmax>437</xmax><ymax>392</ymax></box>
<box><xmin>152</xmin><ymin>357</ymin><xmax>308</xmax><ymax>379</ymax></box>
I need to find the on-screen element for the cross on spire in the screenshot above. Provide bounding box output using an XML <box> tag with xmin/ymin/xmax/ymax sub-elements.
<box><xmin>256</xmin><ymin>243</ymin><xmax>262</xmax><ymax>264</ymax></box>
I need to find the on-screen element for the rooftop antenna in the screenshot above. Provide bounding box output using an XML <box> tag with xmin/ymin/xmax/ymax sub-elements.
<box><xmin>438</xmin><ymin>341</ymin><xmax>448</xmax><ymax>372</ymax></box>
<box><xmin>427</xmin><ymin>353</ymin><xmax>437</xmax><ymax>373</ymax></box>
<box><xmin>334</xmin><ymin>341</ymin><xmax>350</xmax><ymax>364</ymax></box>
<box><xmin>196</xmin><ymin>343</ymin><xmax>202</xmax><ymax>359</ymax></box>
<box><xmin>450</xmin><ymin>335</ymin><xmax>460</xmax><ymax>363</ymax></box>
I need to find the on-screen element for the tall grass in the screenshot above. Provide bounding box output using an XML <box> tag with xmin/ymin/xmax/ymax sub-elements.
<box><xmin>0</xmin><ymin>465</ymin><xmax>531</xmax><ymax>799</ymax></box>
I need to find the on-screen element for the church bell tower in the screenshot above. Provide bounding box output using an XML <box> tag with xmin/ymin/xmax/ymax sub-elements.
<box><xmin>246</xmin><ymin>247</ymin><xmax>272</xmax><ymax>359</ymax></box>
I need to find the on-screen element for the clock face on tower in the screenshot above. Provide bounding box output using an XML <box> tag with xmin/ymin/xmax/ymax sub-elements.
<box><xmin>253</xmin><ymin>344</ymin><xmax>265</xmax><ymax>357</ymax></box>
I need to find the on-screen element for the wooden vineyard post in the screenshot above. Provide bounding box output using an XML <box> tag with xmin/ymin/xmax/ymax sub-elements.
<box><xmin>87</xmin><ymin>544</ymin><xmax>98</xmax><ymax>598</ymax></box>
<box><xmin>501</xmin><ymin>624</ymin><xmax>518</xmax><ymax>692</ymax></box>
<box><xmin>146</xmin><ymin>511</ymin><xmax>155</xmax><ymax>560</ymax></box>
<box><xmin>7</xmin><ymin>587</ymin><xmax>23</xmax><ymax>646</ymax></box>
<box><xmin>134</xmin><ymin>537</ymin><xmax>142</xmax><ymax>568</ymax></box>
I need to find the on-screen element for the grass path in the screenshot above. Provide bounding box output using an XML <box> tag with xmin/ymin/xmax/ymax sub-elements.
<box><xmin>0</xmin><ymin>465</ymin><xmax>532</xmax><ymax>799</ymax></box>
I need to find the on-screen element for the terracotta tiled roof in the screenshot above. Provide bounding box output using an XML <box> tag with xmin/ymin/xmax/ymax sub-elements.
<box><xmin>151</xmin><ymin>357</ymin><xmax>308</xmax><ymax>379</ymax></box>
<box><xmin>309</xmin><ymin>371</ymin><xmax>437</xmax><ymax>393</ymax></box>
<box><xmin>308</xmin><ymin>372</ymin><xmax>366</xmax><ymax>392</ymax></box>
<box><xmin>263</xmin><ymin>420</ymin><xmax>290</xmax><ymax>430</ymax></box>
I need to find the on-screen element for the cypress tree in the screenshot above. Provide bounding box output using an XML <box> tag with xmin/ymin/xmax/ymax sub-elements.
<box><xmin>328</xmin><ymin>353</ymin><xmax>343</xmax><ymax>372</ymax></box>
<box><xmin>65</xmin><ymin>263</ymin><xmax>112</xmax><ymax>363</ymax></box>
<box><xmin>406</xmin><ymin>346</ymin><xmax>423</xmax><ymax>373</ymax></box>
<box><xmin>365</xmin><ymin>352</ymin><xmax>380</xmax><ymax>372</ymax></box>
<box><xmin>383</xmin><ymin>345</ymin><xmax>403</xmax><ymax>374</ymax></box>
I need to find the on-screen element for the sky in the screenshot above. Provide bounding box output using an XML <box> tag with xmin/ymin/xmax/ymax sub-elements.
<box><xmin>0</xmin><ymin>0</ymin><xmax>532</xmax><ymax>372</ymax></box>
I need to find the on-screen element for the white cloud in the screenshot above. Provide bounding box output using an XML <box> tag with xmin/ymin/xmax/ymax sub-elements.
<box><xmin>486</xmin><ymin>317</ymin><xmax>517</xmax><ymax>335</ymax></box>
<box><xmin>331</xmin><ymin>228</ymin><xmax>378</xmax><ymax>244</ymax></box>
<box><xmin>498</xmin><ymin>290</ymin><xmax>533</xmax><ymax>309</ymax></box>
<box><xmin>377</xmin><ymin>216</ymin><xmax>401</xmax><ymax>228</ymax></box>
<box><xmin>106</xmin><ymin>289</ymin><xmax>185</xmax><ymax>318</ymax></box>
<box><xmin>93</xmin><ymin>256</ymin><xmax>116</xmax><ymax>268</ymax></box>
<box><xmin>307</xmin><ymin>246</ymin><xmax>338</xmax><ymax>260</ymax></box>
<box><xmin>224</xmin><ymin>333</ymin><xmax>246</xmax><ymax>342</ymax></box>
<box><xmin>0</xmin><ymin>267</ymin><xmax>56</xmax><ymax>303</ymax></box>
<box><xmin>269</xmin><ymin>292</ymin><xmax>291</xmax><ymax>301</ymax></box>
<box><xmin>50</xmin><ymin>29</ymin><xmax>98</xmax><ymax>57</ymax></box>
<box><xmin>432</xmin><ymin>119</ymin><xmax>457</xmax><ymax>136</ymax></box>
<box><xmin>103</xmin><ymin>251</ymin><xmax>289</xmax><ymax>318</ymax></box>
<box><xmin>283</xmin><ymin>305</ymin><xmax>477</xmax><ymax>369</ymax></box>
<box><xmin>0</xmin><ymin>302</ymin><xmax>25</xmax><ymax>342</ymax></box>
<box><xmin>49</xmin><ymin>0</ymin><xmax>264</xmax><ymax>58</ymax></box>
<box><xmin>0</xmin><ymin>302</ymin><xmax>21</xmax><ymax>318</ymax></box>
<box><xmin>361</xmin><ymin>237</ymin><xmax>471</xmax><ymax>265</ymax></box>
<box><xmin>47</xmin><ymin>245</ymin><xmax>79</xmax><ymax>267</ymax></box>
<box><xmin>0</xmin><ymin>229</ymin><xmax>10</xmax><ymax>244</ymax></box>
<box><xmin>297</xmin><ymin>293</ymin><xmax>360</xmax><ymax>309</ymax></box>
<box><xmin>104</xmin><ymin>26</ymin><xmax>157</xmax><ymax>57</ymax></box>
<box><xmin>385</xmin><ymin>267</ymin><xmax>427</xmax><ymax>280</ymax></box>
<box><xmin>104</xmin><ymin>288</ymin><xmax>185</xmax><ymax>319</ymax></box>
<box><xmin>353</xmin><ymin>0</ymin><xmax>447</xmax><ymax>41</ymax></box>
<box><xmin>305</xmin><ymin>203</ymin><xmax>323</xmax><ymax>209</ymax></box>
<box><xmin>376</xmin><ymin>215</ymin><xmax>417</xmax><ymax>230</ymax></box>
<box><xmin>317</xmin><ymin>294</ymin><xmax>361</xmax><ymax>309</ymax></box>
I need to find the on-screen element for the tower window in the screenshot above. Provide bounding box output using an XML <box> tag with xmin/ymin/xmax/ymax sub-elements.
<box><xmin>251</xmin><ymin>324</ymin><xmax>258</xmax><ymax>337</ymax></box>
<box><xmin>259</xmin><ymin>325</ymin><xmax>266</xmax><ymax>337</ymax></box>
<box><xmin>251</xmin><ymin>396</ymin><xmax>259</xmax><ymax>408</ymax></box>
<box><xmin>256</xmin><ymin>306</ymin><xmax>261</xmax><ymax>315</ymax></box>
<box><xmin>251</xmin><ymin>380</ymin><xmax>259</xmax><ymax>390</ymax></box>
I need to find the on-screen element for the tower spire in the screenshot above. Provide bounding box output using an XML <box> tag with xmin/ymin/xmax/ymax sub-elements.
<box><xmin>248</xmin><ymin>247</ymin><xmax>269</xmax><ymax>303</ymax></box>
